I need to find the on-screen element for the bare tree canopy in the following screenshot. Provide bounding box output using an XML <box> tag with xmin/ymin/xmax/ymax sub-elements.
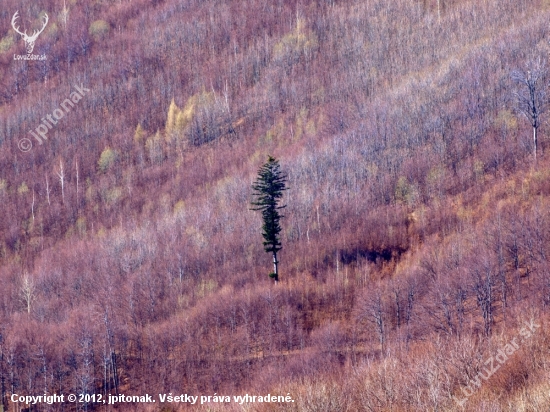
<box><xmin>511</xmin><ymin>58</ymin><xmax>548</xmax><ymax>161</ymax></box>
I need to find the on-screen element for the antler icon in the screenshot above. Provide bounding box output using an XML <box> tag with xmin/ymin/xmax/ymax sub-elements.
<box><xmin>11</xmin><ymin>11</ymin><xmax>49</xmax><ymax>54</ymax></box>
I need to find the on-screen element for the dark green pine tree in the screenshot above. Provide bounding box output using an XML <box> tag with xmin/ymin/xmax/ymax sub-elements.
<box><xmin>251</xmin><ymin>156</ymin><xmax>288</xmax><ymax>283</ymax></box>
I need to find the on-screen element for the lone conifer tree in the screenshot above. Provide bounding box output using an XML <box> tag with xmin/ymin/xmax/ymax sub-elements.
<box><xmin>251</xmin><ymin>156</ymin><xmax>287</xmax><ymax>283</ymax></box>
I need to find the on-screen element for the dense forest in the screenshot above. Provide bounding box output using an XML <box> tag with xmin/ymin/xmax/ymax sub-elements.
<box><xmin>1</xmin><ymin>0</ymin><xmax>550</xmax><ymax>410</ymax></box>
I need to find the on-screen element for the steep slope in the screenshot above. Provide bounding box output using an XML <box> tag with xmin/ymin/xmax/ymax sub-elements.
<box><xmin>1</xmin><ymin>0</ymin><xmax>550</xmax><ymax>410</ymax></box>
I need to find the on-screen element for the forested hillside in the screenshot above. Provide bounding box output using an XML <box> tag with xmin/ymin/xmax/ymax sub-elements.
<box><xmin>2</xmin><ymin>0</ymin><xmax>550</xmax><ymax>410</ymax></box>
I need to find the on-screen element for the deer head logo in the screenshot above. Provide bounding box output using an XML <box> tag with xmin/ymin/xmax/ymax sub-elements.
<box><xmin>11</xmin><ymin>11</ymin><xmax>49</xmax><ymax>54</ymax></box>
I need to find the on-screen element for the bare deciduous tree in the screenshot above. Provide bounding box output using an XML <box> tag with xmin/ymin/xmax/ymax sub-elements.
<box><xmin>358</xmin><ymin>287</ymin><xmax>387</xmax><ymax>351</ymax></box>
<box><xmin>512</xmin><ymin>59</ymin><xmax>548</xmax><ymax>162</ymax></box>
<box><xmin>45</xmin><ymin>176</ymin><xmax>51</xmax><ymax>206</ymax></box>
<box><xmin>471</xmin><ymin>258</ymin><xmax>497</xmax><ymax>336</ymax></box>
<box><xmin>56</xmin><ymin>160</ymin><xmax>65</xmax><ymax>204</ymax></box>
<box><xmin>20</xmin><ymin>273</ymin><xmax>36</xmax><ymax>315</ymax></box>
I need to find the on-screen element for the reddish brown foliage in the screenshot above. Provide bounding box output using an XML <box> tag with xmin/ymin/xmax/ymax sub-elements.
<box><xmin>2</xmin><ymin>0</ymin><xmax>550</xmax><ymax>410</ymax></box>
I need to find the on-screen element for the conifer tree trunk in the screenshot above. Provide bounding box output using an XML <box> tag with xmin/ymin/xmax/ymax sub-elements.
<box><xmin>273</xmin><ymin>252</ymin><xmax>279</xmax><ymax>283</ymax></box>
